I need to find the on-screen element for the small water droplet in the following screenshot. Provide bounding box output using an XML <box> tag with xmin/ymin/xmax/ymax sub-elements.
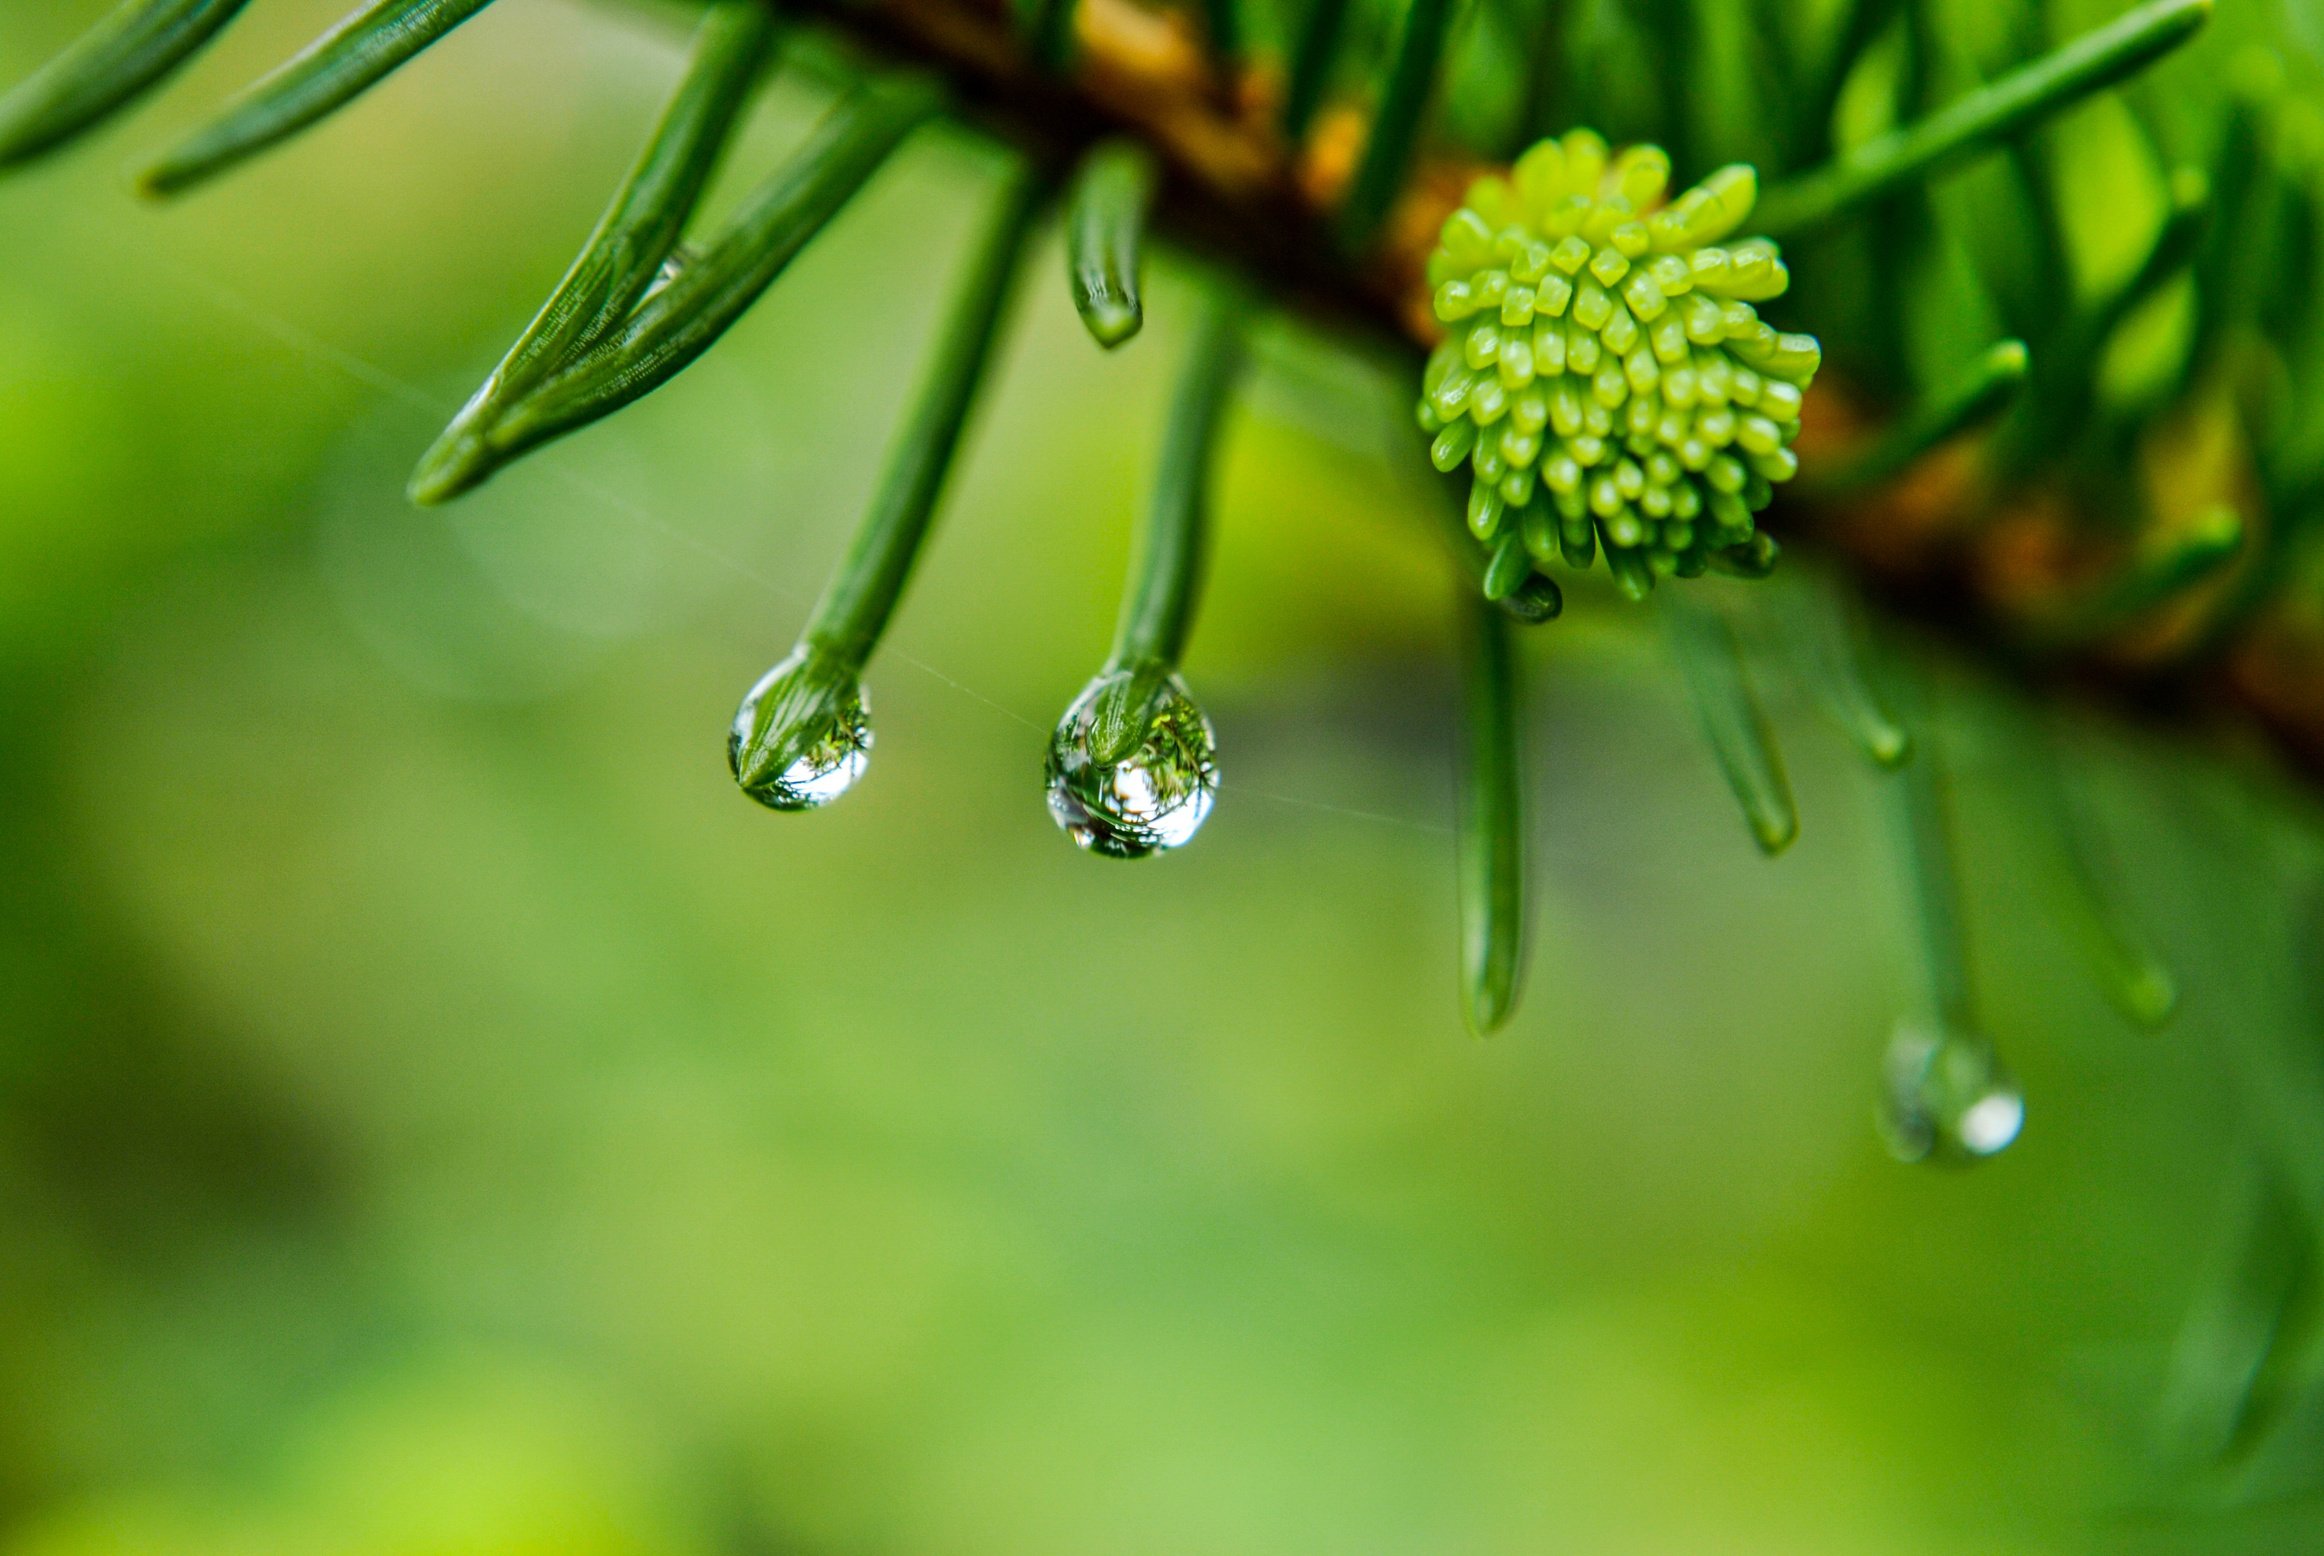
<box><xmin>643</xmin><ymin>242</ymin><xmax>702</xmax><ymax>303</ymax></box>
<box><xmin>729</xmin><ymin>648</ymin><xmax>871</xmax><ymax>811</ymax></box>
<box><xmin>1880</xmin><ymin>1023</ymin><xmax>2024</xmax><ymax>1163</ymax></box>
<box><xmin>1046</xmin><ymin>668</ymin><xmax>1218</xmax><ymax>859</ymax></box>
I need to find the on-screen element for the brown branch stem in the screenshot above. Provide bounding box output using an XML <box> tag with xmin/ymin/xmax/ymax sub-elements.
<box><xmin>779</xmin><ymin>0</ymin><xmax>1469</xmax><ymax>344</ymax></box>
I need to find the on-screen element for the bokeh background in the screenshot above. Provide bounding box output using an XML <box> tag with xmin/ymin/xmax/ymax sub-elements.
<box><xmin>6</xmin><ymin>1</ymin><xmax>2324</xmax><ymax>1551</ymax></box>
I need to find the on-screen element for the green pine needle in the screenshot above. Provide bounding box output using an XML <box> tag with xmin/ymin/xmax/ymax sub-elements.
<box><xmin>1065</xmin><ymin>139</ymin><xmax>1155</xmax><ymax>349</ymax></box>
<box><xmin>800</xmin><ymin>158</ymin><xmax>1043</xmax><ymax>670</ymax></box>
<box><xmin>2153</xmin><ymin>1156</ymin><xmax>2306</xmax><ymax>1466</ymax></box>
<box><xmin>731</xmin><ymin>159</ymin><xmax>1041</xmax><ymax>813</ymax></box>
<box><xmin>1456</xmin><ymin>591</ymin><xmax>1527</xmax><ymax>1034</ymax></box>
<box><xmin>1198</xmin><ymin>0</ymin><xmax>1241</xmax><ymax>64</ymax></box>
<box><xmin>1282</xmin><ymin>0</ymin><xmax>1350</xmax><ymax>143</ymax></box>
<box><xmin>456</xmin><ymin>77</ymin><xmax>940</xmax><ymax>496</ymax></box>
<box><xmin>2000</xmin><ymin>168</ymin><xmax>2210</xmax><ymax>471</ymax></box>
<box><xmin>1780</xmin><ymin>568</ymin><xmax>1912</xmax><ymax>770</ymax></box>
<box><xmin>1667</xmin><ymin>596</ymin><xmax>1798</xmax><ymax>855</ymax></box>
<box><xmin>1799</xmin><ymin>339</ymin><xmax>2029</xmax><ymax>499</ymax></box>
<box><xmin>1336</xmin><ymin>0</ymin><xmax>1453</xmax><ymax>252</ymax></box>
<box><xmin>1755</xmin><ymin>0</ymin><xmax>2212</xmax><ymax>237</ymax></box>
<box><xmin>1889</xmin><ymin>664</ymin><xmax>1974</xmax><ymax>1033</ymax></box>
<box><xmin>2092</xmin><ymin>167</ymin><xmax>2214</xmax><ymax>346</ymax></box>
<box><xmin>2028</xmin><ymin>504</ymin><xmax>2244</xmax><ymax>650</ymax></box>
<box><xmin>1108</xmin><ymin>280</ymin><xmax>1246</xmax><ymax>675</ymax></box>
<box><xmin>1040</xmin><ymin>286</ymin><xmax>1242</xmax><ymax>859</ymax></box>
<box><xmin>1793</xmin><ymin>0</ymin><xmax>1905</xmax><ymax>160</ymax></box>
<box><xmin>2025</xmin><ymin>722</ymin><xmax>2178</xmax><ymax>1029</ymax></box>
<box><xmin>0</xmin><ymin>0</ymin><xmax>250</xmax><ymax>170</ymax></box>
<box><xmin>142</xmin><ymin>0</ymin><xmax>501</xmax><ymax>196</ymax></box>
<box><xmin>1873</xmin><ymin>676</ymin><xmax>2027</xmax><ymax>1163</ymax></box>
<box><xmin>410</xmin><ymin>0</ymin><xmax>776</xmax><ymax>505</ymax></box>
<box><xmin>1018</xmin><ymin>0</ymin><xmax>1079</xmax><ymax>71</ymax></box>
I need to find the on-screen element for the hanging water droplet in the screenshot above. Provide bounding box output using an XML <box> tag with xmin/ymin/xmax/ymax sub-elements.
<box><xmin>728</xmin><ymin>648</ymin><xmax>871</xmax><ymax>811</ymax></box>
<box><xmin>643</xmin><ymin>242</ymin><xmax>702</xmax><ymax>304</ymax></box>
<box><xmin>1879</xmin><ymin>1023</ymin><xmax>2024</xmax><ymax>1163</ymax></box>
<box><xmin>1045</xmin><ymin>668</ymin><xmax>1218</xmax><ymax>859</ymax></box>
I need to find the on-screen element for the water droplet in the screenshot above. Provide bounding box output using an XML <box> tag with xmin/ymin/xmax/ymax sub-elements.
<box><xmin>1879</xmin><ymin>1023</ymin><xmax>2024</xmax><ymax>1163</ymax></box>
<box><xmin>729</xmin><ymin>648</ymin><xmax>871</xmax><ymax>811</ymax></box>
<box><xmin>1045</xmin><ymin>668</ymin><xmax>1218</xmax><ymax>859</ymax></box>
<box><xmin>643</xmin><ymin>242</ymin><xmax>702</xmax><ymax>303</ymax></box>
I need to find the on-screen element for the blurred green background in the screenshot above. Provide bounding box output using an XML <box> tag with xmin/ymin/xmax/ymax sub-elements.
<box><xmin>5</xmin><ymin>2</ymin><xmax>2324</xmax><ymax>1551</ymax></box>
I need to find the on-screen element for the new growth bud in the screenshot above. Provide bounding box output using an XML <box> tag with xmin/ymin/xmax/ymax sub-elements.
<box><xmin>1418</xmin><ymin>132</ymin><xmax>1821</xmax><ymax>598</ymax></box>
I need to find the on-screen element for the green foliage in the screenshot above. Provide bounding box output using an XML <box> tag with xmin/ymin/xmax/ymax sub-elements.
<box><xmin>1776</xmin><ymin>566</ymin><xmax>1912</xmax><ymax>768</ymax></box>
<box><xmin>1454</xmin><ymin>592</ymin><xmax>1525</xmax><ymax>1032</ymax></box>
<box><xmin>0</xmin><ymin>0</ymin><xmax>248</xmax><ymax>168</ymax></box>
<box><xmin>1064</xmin><ymin>139</ymin><xmax>1153</xmax><ymax>349</ymax></box>
<box><xmin>1752</xmin><ymin>0</ymin><xmax>2213</xmax><ymax>235</ymax></box>
<box><xmin>427</xmin><ymin>74</ymin><xmax>940</xmax><ymax>501</ymax></box>
<box><xmin>0</xmin><ymin>0</ymin><xmax>2294</xmax><ymax>1093</ymax></box>
<box><xmin>4</xmin><ymin>0</ymin><xmax>2324</xmax><ymax>1532</ymax></box>
<box><xmin>1796</xmin><ymin>336</ymin><xmax>2026</xmax><ymax>498</ymax></box>
<box><xmin>1335</xmin><ymin>0</ymin><xmax>1455</xmax><ymax>249</ymax></box>
<box><xmin>410</xmin><ymin>0</ymin><xmax>775</xmax><ymax>502</ymax></box>
<box><xmin>735</xmin><ymin>160</ymin><xmax>1044</xmax><ymax>807</ymax></box>
<box><xmin>1667</xmin><ymin>592</ymin><xmax>1799</xmax><ymax>855</ymax></box>
<box><xmin>1282</xmin><ymin>0</ymin><xmax>1352</xmax><ymax>141</ymax></box>
<box><xmin>1044</xmin><ymin>282</ymin><xmax>1244</xmax><ymax>856</ymax></box>
<box><xmin>0</xmin><ymin>0</ymin><xmax>2303</xmax><ymax>1120</ymax></box>
<box><xmin>142</xmin><ymin>0</ymin><xmax>502</xmax><ymax>194</ymax></box>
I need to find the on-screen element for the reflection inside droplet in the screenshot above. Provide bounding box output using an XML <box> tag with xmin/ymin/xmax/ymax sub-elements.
<box><xmin>1955</xmin><ymin>1090</ymin><xmax>2026</xmax><ymax>1156</ymax></box>
<box><xmin>643</xmin><ymin>242</ymin><xmax>701</xmax><ymax>304</ymax></box>
<box><xmin>729</xmin><ymin>649</ymin><xmax>871</xmax><ymax>811</ymax></box>
<box><xmin>1880</xmin><ymin>1023</ymin><xmax>2024</xmax><ymax>1163</ymax></box>
<box><xmin>1045</xmin><ymin>669</ymin><xmax>1219</xmax><ymax>859</ymax></box>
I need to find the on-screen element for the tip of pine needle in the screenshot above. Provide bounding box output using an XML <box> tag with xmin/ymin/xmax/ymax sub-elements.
<box><xmin>1078</xmin><ymin>297</ymin><xmax>1143</xmax><ymax>348</ymax></box>
<box><xmin>406</xmin><ymin>430</ymin><xmax>493</xmax><ymax>507</ymax></box>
